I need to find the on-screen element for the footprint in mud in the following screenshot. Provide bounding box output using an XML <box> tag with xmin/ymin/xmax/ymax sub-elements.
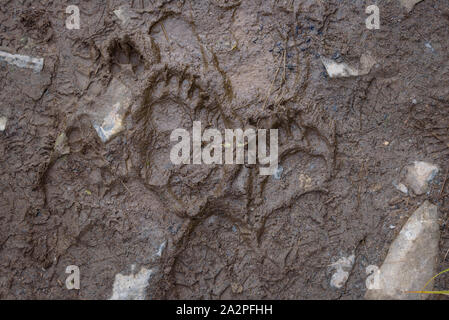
<box><xmin>45</xmin><ymin>27</ymin><xmax>337</xmax><ymax>298</ymax></box>
<box><xmin>41</xmin><ymin>113</ymin><xmax>175</xmax><ymax>298</ymax></box>
<box><xmin>106</xmin><ymin>36</ymin><xmax>146</xmax><ymax>77</ymax></box>
<box><xmin>165</xmin><ymin>214</ymin><xmax>243</xmax><ymax>299</ymax></box>
<box><xmin>158</xmin><ymin>105</ymin><xmax>336</xmax><ymax>299</ymax></box>
<box><xmin>127</xmin><ymin>66</ymin><xmax>241</xmax><ymax>216</ymax></box>
<box><xmin>249</xmin><ymin>106</ymin><xmax>335</xmax><ymax>216</ymax></box>
<box><xmin>34</xmin><ymin>34</ymin><xmax>178</xmax><ymax>298</ymax></box>
<box><xmin>59</xmin><ymin>32</ymin><xmax>247</xmax><ymax>222</ymax></box>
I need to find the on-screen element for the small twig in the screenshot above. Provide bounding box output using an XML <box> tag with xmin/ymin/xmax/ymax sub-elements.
<box><xmin>431</xmin><ymin>132</ymin><xmax>449</xmax><ymax>148</ymax></box>
<box><xmin>160</xmin><ymin>22</ymin><xmax>172</xmax><ymax>50</ymax></box>
<box><xmin>262</xmin><ymin>53</ymin><xmax>283</xmax><ymax>110</ymax></box>
<box><xmin>440</xmin><ymin>166</ymin><xmax>449</xmax><ymax>198</ymax></box>
<box><xmin>444</xmin><ymin>247</ymin><xmax>449</xmax><ymax>261</ymax></box>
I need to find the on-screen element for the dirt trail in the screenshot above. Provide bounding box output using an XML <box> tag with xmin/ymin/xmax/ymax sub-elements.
<box><xmin>0</xmin><ymin>0</ymin><xmax>448</xmax><ymax>299</ymax></box>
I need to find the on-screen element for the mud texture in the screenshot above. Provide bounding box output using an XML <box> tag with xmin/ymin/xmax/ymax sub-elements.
<box><xmin>0</xmin><ymin>0</ymin><xmax>448</xmax><ymax>299</ymax></box>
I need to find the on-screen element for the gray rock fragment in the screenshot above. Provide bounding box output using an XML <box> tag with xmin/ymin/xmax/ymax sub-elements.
<box><xmin>321</xmin><ymin>53</ymin><xmax>376</xmax><ymax>78</ymax></box>
<box><xmin>0</xmin><ymin>116</ymin><xmax>7</xmax><ymax>131</ymax></box>
<box><xmin>110</xmin><ymin>265</ymin><xmax>153</xmax><ymax>300</ymax></box>
<box><xmin>365</xmin><ymin>201</ymin><xmax>440</xmax><ymax>300</ymax></box>
<box><xmin>393</xmin><ymin>181</ymin><xmax>408</xmax><ymax>194</ymax></box>
<box><xmin>92</xmin><ymin>79</ymin><xmax>132</xmax><ymax>143</ymax></box>
<box><xmin>405</xmin><ymin>161</ymin><xmax>439</xmax><ymax>195</ymax></box>
<box><xmin>114</xmin><ymin>5</ymin><xmax>138</xmax><ymax>27</ymax></box>
<box><xmin>93</xmin><ymin>104</ymin><xmax>125</xmax><ymax>143</ymax></box>
<box><xmin>0</xmin><ymin>50</ymin><xmax>43</xmax><ymax>72</ymax></box>
<box><xmin>399</xmin><ymin>0</ymin><xmax>424</xmax><ymax>12</ymax></box>
<box><xmin>321</xmin><ymin>57</ymin><xmax>359</xmax><ymax>78</ymax></box>
<box><xmin>54</xmin><ymin>133</ymin><xmax>70</xmax><ymax>155</ymax></box>
<box><xmin>273</xmin><ymin>166</ymin><xmax>283</xmax><ymax>180</ymax></box>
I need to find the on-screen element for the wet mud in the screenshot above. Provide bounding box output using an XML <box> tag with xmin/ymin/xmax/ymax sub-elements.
<box><xmin>0</xmin><ymin>0</ymin><xmax>448</xmax><ymax>299</ymax></box>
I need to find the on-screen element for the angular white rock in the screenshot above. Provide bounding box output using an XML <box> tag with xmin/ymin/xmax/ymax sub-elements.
<box><xmin>365</xmin><ymin>201</ymin><xmax>440</xmax><ymax>300</ymax></box>
<box><xmin>393</xmin><ymin>181</ymin><xmax>408</xmax><ymax>194</ymax></box>
<box><xmin>54</xmin><ymin>132</ymin><xmax>70</xmax><ymax>155</ymax></box>
<box><xmin>93</xmin><ymin>103</ymin><xmax>125</xmax><ymax>143</ymax></box>
<box><xmin>92</xmin><ymin>79</ymin><xmax>132</xmax><ymax>143</ymax></box>
<box><xmin>399</xmin><ymin>0</ymin><xmax>424</xmax><ymax>12</ymax></box>
<box><xmin>321</xmin><ymin>53</ymin><xmax>376</xmax><ymax>78</ymax></box>
<box><xmin>114</xmin><ymin>5</ymin><xmax>138</xmax><ymax>26</ymax></box>
<box><xmin>405</xmin><ymin>161</ymin><xmax>439</xmax><ymax>195</ymax></box>
<box><xmin>0</xmin><ymin>116</ymin><xmax>7</xmax><ymax>131</ymax></box>
<box><xmin>110</xmin><ymin>266</ymin><xmax>153</xmax><ymax>300</ymax></box>
<box><xmin>155</xmin><ymin>241</ymin><xmax>166</xmax><ymax>257</ymax></box>
<box><xmin>0</xmin><ymin>50</ymin><xmax>43</xmax><ymax>72</ymax></box>
<box><xmin>330</xmin><ymin>255</ymin><xmax>355</xmax><ymax>288</ymax></box>
<box><xmin>321</xmin><ymin>57</ymin><xmax>358</xmax><ymax>78</ymax></box>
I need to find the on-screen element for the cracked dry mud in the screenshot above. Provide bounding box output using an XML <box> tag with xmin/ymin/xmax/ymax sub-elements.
<box><xmin>0</xmin><ymin>0</ymin><xmax>448</xmax><ymax>299</ymax></box>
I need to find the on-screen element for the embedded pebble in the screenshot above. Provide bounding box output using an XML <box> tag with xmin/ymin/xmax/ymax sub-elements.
<box><xmin>92</xmin><ymin>79</ymin><xmax>131</xmax><ymax>143</ymax></box>
<box><xmin>155</xmin><ymin>241</ymin><xmax>166</xmax><ymax>257</ymax></box>
<box><xmin>54</xmin><ymin>132</ymin><xmax>70</xmax><ymax>155</ymax></box>
<box><xmin>425</xmin><ymin>42</ymin><xmax>434</xmax><ymax>52</ymax></box>
<box><xmin>404</xmin><ymin>161</ymin><xmax>439</xmax><ymax>195</ymax></box>
<box><xmin>393</xmin><ymin>181</ymin><xmax>408</xmax><ymax>194</ymax></box>
<box><xmin>110</xmin><ymin>266</ymin><xmax>153</xmax><ymax>300</ymax></box>
<box><xmin>298</xmin><ymin>173</ymin><xmax>313</xmax><ymax>189</ymax></box>
<box><xmin>321</xmin><ymin>57</ymin><xmax>358</xmax><ymax>78</ymax></box>
<box><xmin>93</xmin><ymin>105</ymin><xmax>125</xmax><ymax>143</ymax></box>
<box><xmin>273</xmin><ymin>166</ymin><xmax>283</xmax><ymax>180</ymax></box>
<box><xmin>0</xmin><ymin>116</ymin><xmax>7</xmax><ymax>131</ymax></box>
<box><xmin>0</xmin><ymin>50</ymin><xmax>43</xmax><ymax>72</ymax></box>
<box><xmin>321</xmin><ymin>53</ymin><xmax>376</xmax><ymax>78</ymax></box>
<box><xmin>114</xmin><ymin>6</ymin><xmax>132</xmax><ymax>25</ymax></box>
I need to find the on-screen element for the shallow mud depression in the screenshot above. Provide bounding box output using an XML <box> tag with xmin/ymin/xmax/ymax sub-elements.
<box><xmin>0</xmin><ymin>0</ymin><xmax>448</xmax><ymax>299</ymax></box>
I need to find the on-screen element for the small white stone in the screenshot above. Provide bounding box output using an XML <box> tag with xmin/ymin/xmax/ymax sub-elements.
<box><xmin>321</xmin><ymin>57</ymin><xmax>359</xmax><ymax>78</ymax></box>
<box><xmin>92</xmin><ymin>79</ymin><xmax>132</xmax><ymax>143</ymax></box>
<box><xmin>273</xmin><ymin>166</ymin><xmax>283</xmax><ymax>180</ymax></box>
<box><xmin>425</xmin><ymin>42</ymin><xmax>434</xmax><ymax>52</ymax></box>
<box><xmin>114</xmin><ymin>8</ymin><xmax>128</xmax><ymax>24</ymax></box>
<box><xmin>321</xmin><ymin>53</ymin><xmax>376</xmax><ymax>78</ymax></box>
<box><xmin>329</xmin><ymin>255</ymin><xmax>355</xmax><ymax>288</ymax></box>
<box><xmin>54</xmin><ymin>132</ymin><xmax>70</xmax><ymax>155</ymax></box>
<box><xmin>155</xmin><ymin>241</ymin><xmax>166</xmax><ymax>257</ymax></box>
<box><xmin>93</xmin><ymin>104</ymin><xmax>125</xmax><ymax>143</ymax></box>
<box><xmin>405</xmin><ymin>161</ymin><xmax>439</xmax><ymax>195</ymax></box>
<box><xmin>113</xmin><ymin>5</ymin><xmax>138</xmax><ymax>26</ymax></box>
<box><xmin>331</xmin><ymin>270</ymin><xmax>349</xmax><ymax>289</ymax></box>
<box><xmin>110</xmin><ymin>266</ymin><xmax>153</xmax><ymax>300</ymax></box>
<box><xmin>393</xmin><ymin>181</ymin><xmax>408</xmax><ymax>194</ymax></box>
<box><xmin>0</xmin><ymin>50</ymin><xmax>43</xmax><ymax>72</ymax></box>
<box><xmin>0</xmin><ymin>116</ymin><xmax>7</xmax><ymax>131</ymax></box>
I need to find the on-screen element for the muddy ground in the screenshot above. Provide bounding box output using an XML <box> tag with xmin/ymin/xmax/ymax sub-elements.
<box><xmin>0</xmin><ymin>0</ymin><xmax>448</xmax><ymax>299</ymax></box>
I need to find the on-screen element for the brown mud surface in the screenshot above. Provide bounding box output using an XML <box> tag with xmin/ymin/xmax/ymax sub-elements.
<box><xmin>0</xmin><ymin>0</ymin><xmax>448</xmax><ymax>299</ymax></box>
